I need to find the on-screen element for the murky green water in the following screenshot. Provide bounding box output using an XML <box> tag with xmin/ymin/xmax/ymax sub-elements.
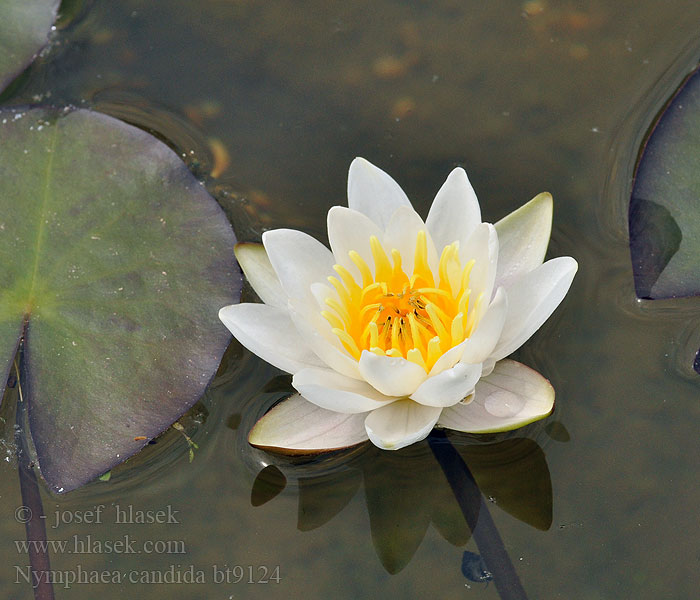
<box><xmin>2</xmin><ymin>1</ymin><xmax>699</xmax><ymax>598</ymax></box>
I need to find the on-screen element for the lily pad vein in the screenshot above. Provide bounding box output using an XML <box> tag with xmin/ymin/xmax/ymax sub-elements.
<box><xmin>26</xmin><ymin>123</ymin><xmax>59</xmax><ymax>315</ymax></box>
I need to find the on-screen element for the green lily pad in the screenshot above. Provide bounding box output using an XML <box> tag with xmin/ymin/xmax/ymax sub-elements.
<box><xmin>630</xmin><ymin>64</ymin><xmax>700</xmax><ymax>299</ymax></box>
<box><xmin>0</xmin><ymin>0</ymin><xmax>59</xmax><ymax>94</ymax></box>
<box><xmin>0</xmin><ymin>107</ymin><xmax>241</xmax><ymax>493</ymax></box>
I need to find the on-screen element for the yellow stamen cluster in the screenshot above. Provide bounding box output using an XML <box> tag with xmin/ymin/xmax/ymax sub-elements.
<box><xmin>322</xmin><ymin>231</ymin><xmax>483</xmax><ymax>372</ymax></box>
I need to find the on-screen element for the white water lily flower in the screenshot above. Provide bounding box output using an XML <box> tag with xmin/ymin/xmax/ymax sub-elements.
<box><xmin>219</xmin><ymin>158</ymin><xmax>577</xmax><ymax>452</ymax></box>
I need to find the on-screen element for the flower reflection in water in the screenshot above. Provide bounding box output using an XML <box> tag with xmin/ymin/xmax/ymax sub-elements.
<box><xmin>246</xmin><ymin>403</ymin><xmax>553</xmax><ymax>577</ymax></box>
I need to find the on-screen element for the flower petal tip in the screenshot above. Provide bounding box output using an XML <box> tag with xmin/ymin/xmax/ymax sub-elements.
<box><xmin>233</xmin><ymin>242</ymin><xmax>288</xmax><ymax>309</ymax></box>
<box><xmin>364</xmin><ymin>400</ymin><xmax>441</xmax><ymax>450</ymax></box>
<box><xmin>533</xmin><ymin>190</ymin><xmax>553</xmax><ymax>205</ymax></box>
<box><xmin>218</xmin><ymin>304</ymin><xmax>233</xmax><ymax>323</ymax></box>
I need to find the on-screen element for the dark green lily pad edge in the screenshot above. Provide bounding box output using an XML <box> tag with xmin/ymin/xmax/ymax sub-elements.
<box><xmin>629</xmin><ymin>61</ymin><xmax>700</xmax><ymax>299</ymax></box>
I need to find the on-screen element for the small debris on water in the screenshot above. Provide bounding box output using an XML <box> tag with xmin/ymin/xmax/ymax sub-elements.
<box><xmin>462</xmin><ymin>550</ymin><xmax>493</xmax><ymax>585</ymax></box>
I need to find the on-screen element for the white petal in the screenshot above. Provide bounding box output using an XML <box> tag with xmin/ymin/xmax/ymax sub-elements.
<box><xmin>459</xmin><ymin>223</ymin><xmax>499</xmax><ymax>323</ymax></box>
<box><xmin>382</xmin><ymin>205</ymin><xmax>439</xmax><ymax>276</ymax></box>
<box><xmin>358</xmin><ymin>351</ymin><xmax>428</xmax><ymax>396</ymax></box>
<box><xmin>288</xmin><ymin>299</ymin><xmax>362</xmax><ymax>379</ymax></box>
<box><xmin>460</xmin><ymin>287</ymin><xmax>508</xmax><ymax>364</ymax></box>
<box><xmin>347</xmin><ymin>157</ymin><xmax>412</xmax><ymax>229</ymax></box>
<box><xmin>327</xmin><ymin>206</ymin><xmax>383</xmax><ymax>281</ymax></box>
<box><xmin>249</xmin><ymin>393</ymin><xmax>369</xmax><ymax>452</ymax></box>
<box><xmin>310</xmin><ymin>281</ymin><xmax>340</xmax><ymax>314</ymax></box>
<box><xmin>410</xmin><ymin>362</ymin><xmax>482</xmax><ymax>407</ymax></box>
<box><xmin>428</xmin><ymin>288</ymin><xmax>507</xmax><ymax>376</ymax></box>
<box><xmin>262</xmin><ymin>228</ymin><xmax>335</xmax><ymax>304</ymax></box>
<box><xmin>425</xmin><ymin>167</ymin><xmax>482</xmax><ymax>250</ymax></box>
<box><xmin>218</xmin><ymin>304</ymin><xmax>325</xmax><ymax>374</ymax></box>
<box><xmin>293</xmin><ymin>367</ymin><xmax>398</xmax><ymax>414</ymax></box>
<box><xmin>481</xmin><ymin>358</ymin><xmax>496</xmax><ymax>377</ymax></box>
<box><xmin>494</xmin><ymin>192</ymin><xmax>553</xmax><ymax>289</ymax></box>
<box><xmin>437</xmin><ymin>359</ymin><xmax>554</xmax><ymax>433</ymax></box>
<box><xmin>490</xmin><ymin>256</ymin><xmax>578</xmax><ymax>361</ymax></box>
<box><xmin>234</xmin><ymin>243</ymin><xmax>287</xmax><ymax>309</ymax></box>
<box><xmin>428</xmin><ymin>341</ymin><xmax>467</xmax><ymax>376</ymax></box>
<box><xmin>365</xmin><ymin>399</ymin><xmax>441</xmax><ymax>450</ymax></box>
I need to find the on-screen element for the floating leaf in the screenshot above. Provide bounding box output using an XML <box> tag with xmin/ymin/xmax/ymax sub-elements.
<box><xmin>628</xmin><ymin>198</ymin><xmax>682</xmax><ymax>298</ymax></box>
<box><xmin>630</xmin><ymin>65</ymin><xmax>700</xmax><ymax>298</ymax></box>
<box><xmin>0</xmin><ymin>0</ymin><xmax>59</xmax><ymax>93</ymax></box>
<box><xmin>0</xmin><ymin>107</ymin><xmax>241</xmax><ymax>493</ymax></box>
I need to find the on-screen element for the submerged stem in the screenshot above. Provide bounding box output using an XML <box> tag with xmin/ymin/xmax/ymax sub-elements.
<box><xmin>428</xmin><ymin>430</ymin><xmax>529</xmax><ymax>600</ymax></box>
<box><xmin>14</xmin><ymin>359</ymin><xmax>55</xmax><ymax>600</ymax></box>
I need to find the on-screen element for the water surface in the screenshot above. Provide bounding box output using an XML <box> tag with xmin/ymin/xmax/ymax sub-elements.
<box><xmin>1</xmin><ymin>1</ymin><xmax>699</xmax><ymax>598</ymax></box>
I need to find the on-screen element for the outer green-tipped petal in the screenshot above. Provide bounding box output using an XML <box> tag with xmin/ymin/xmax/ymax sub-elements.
<box><xmin>437</xmin><ymin>359</ymin><xmax>554</xmax><ymax>433</ymax></box>
<box><xmin>249</xmin><ymin>394</ymin><xmax>369</xmax><ymax>453</ymax></box>
<box><xmin>262</xmin><ymin>228</ymin><xmax>335</xmax><ymax>304</ymax></box>
<box><xmin>494</xmin><ymin>192</ymin><xmax>553</xmax><ymax>289</ymax></box>
<box><xmin>365</xmin><ymin>400</ymin><xmax>441</xmax><ymax>450</ymax></box>
<box><xmin>293</xmin><ymin>367</ymin><xmax>398</xmax><ymax>413</ymax></box>
<box><xmin>410</xmin><ymin>362</ymin><xmax>482</xmax><ymax>407</ymax></box>
<box><xmin>460</xmin><ymin>287</ymin><xmax>508</xmax><ymax>364</ymax></box>
<box><xmin>327</xmin><ymin>206</ymin><xmax>384</xmax><ymax>281</ymax></box>
<box><xmin>358</xmin><ymin>351</ymin><xmax>427</xmax><ymax>397</ymax></box>
<box><xmin>426</xmin><ymin>167</ymin><xmax>482</xmax><ymax>251</ymax></box>
<box><xmin>219</xmin><ymin>304</ymin><xmax>325</xmax><ymax>373</ymax></box>
<box><xmin>490</xmin><ymin>256</ymin><xmax>578</xmax><ymax>362</ymax></box>
<box><xmin>234</xmin><ymin>242</ymin><xmax>286</xmax><ymax>309</ymax></box>
<box><xmin>347</xmin><ymin>157</ymin><xmax>412</xmax><ymax>229</ymax></box>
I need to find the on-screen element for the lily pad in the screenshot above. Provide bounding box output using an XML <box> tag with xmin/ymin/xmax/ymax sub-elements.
<box><xmin>0</xmin><ymin>107</ymin><xmax>241</xmax><ymax>493</ymax></box>
<box><xmin>630</xmin><ymin>64</ymin><xmax>700</xmax><ymax>299</ymax></box>
<box><xmin>0</xmin><ymin>0</ymin><xmax>59</xmax><ymax>94</ymax></box>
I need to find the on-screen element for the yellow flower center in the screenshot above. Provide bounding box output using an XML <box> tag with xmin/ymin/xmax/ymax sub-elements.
<box><xmin>322</xmin><ymin>231</ymin><xmax>483</xmax><ymax>372</ymax></box>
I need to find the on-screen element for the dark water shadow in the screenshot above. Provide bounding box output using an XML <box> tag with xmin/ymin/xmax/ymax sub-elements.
<box><xmin>244</xmin><ymin>423</ymin><xmax>553</xmax><ymax>581</ymax></box>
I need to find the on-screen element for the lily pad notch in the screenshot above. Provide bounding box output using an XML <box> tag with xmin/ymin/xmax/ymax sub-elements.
<box><xmin>0</xmin><ymin>107</ymin><xmax>241</xmax><ymax>493</ymax></box>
